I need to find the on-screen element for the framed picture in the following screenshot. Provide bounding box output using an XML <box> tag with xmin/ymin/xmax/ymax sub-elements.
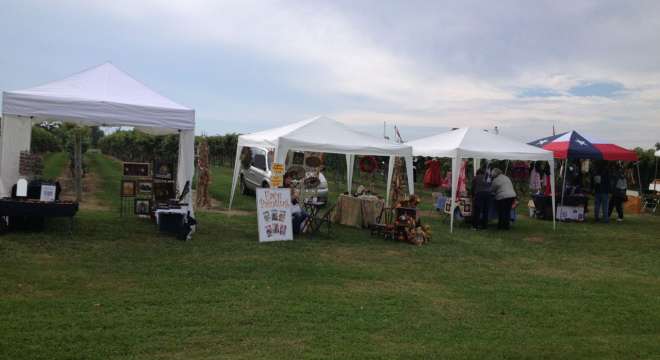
<box><xmin>292</xmin><ymin>152</ymin><xmax>305</xmax><ymax>165</ymax></box>
<box><xmin>154</xmin><ymin>161</ymin><xmax>174</xmax><ymax>180</ymax></box>
<box><xmin>123</xmin><ymin>162</ymin><xmax>150</xmax><ymax>177</ymax></box>
<box><xmin>121</xmin><ymin>180</ymin><xmax>136</xmax><ymax>197</ymax></box>
<box><xmin>39</xmin><ymin>184</ymin><xmax>56</xmax><ymax>202</ymax></box>
<box><xmin>137</xmin><ymin>180</ymin><xmax>153</xmax><ymax>195</ymax></box>
<box><xmin>134</xmin><ymin>199</ymin><xmax>151</xmax><ymax>215</ymax></box>
<box><xmin>153</xmin><ymin>181</ymin><xmax>175</xmax><ymax>202</ymax></box>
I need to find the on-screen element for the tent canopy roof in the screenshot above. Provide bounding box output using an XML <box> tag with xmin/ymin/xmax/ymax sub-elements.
<box><xmin>408</xmin><ymin>127</ymin><xmax>553</xmax><ymax>161</ymax></box>
<box><xmin>2</xmin><ymin>62</ymin><xmax>194</xmax><ymax>133</ymax></box>
<box><xmin>239</xmin><ymin>116</ymin><xmax>413</xmax><ymax>157</ymax></box>
<box><xmin>529</xmin><ymin>131</ymin><xmax>637</xmax><ymax>161</ymax></box>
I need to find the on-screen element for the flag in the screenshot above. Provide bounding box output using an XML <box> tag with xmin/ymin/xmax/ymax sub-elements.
<box><xmin>394</xmin><ymin>125</ymin><xmax>403</xmax><ymax>143</ymax></box>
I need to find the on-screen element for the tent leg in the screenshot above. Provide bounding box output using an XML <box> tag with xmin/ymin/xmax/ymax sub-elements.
<box><xmin>450</xmin><ymin>156</ymin><xmax>459</xmax><ymax>233</ymax></box>
<box><xmin>346</xmin><ymin>154</ymin><xmax>354</xmax><ymax>194</ymax></box>
<box><xmin>74</xmin><ymin>132</ymin><xmax>83</xmax><ymax>202</ymax></box>
<box><xmin>549</xmin><ymin>159</ymin><xmax>556</xmax><ymax>230</ymax></box>
<box><xmin>636</xmin><ymin>162</ymin><xmax>643</xmax><ymax>196</ymax></box>
<box><xmin>560</xmin><ymin>160</ymin><xmax>568</xmax><ymax>206</ymax></box>
<box><xmin>385</xmin><ymin>155</ymin><xmax>395</xmax><ymax>206</ymax></box>
<box><xmin>228</xmin><ymin>146</ymin><xmax>243</xmax><ymax>209</ymax></box>
<box><xmin>405</xmin><ymin>155</ymin><xmax>414</xmax><ymax>195</ymax></box>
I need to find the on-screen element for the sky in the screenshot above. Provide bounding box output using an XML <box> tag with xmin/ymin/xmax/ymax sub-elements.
<box><xmin>1</xmin><ymin>0</ymin><xmax>659</xmax><ymax>148</ymax></box>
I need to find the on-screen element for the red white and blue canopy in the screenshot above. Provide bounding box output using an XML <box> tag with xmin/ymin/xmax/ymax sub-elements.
<box><xmin>529</xmin><ymin>131</ymin><xmax>637</xmax><ymax>161</ymax></box>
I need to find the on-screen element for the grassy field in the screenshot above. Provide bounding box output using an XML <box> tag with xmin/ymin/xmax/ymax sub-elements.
<box><xmin>1</xmin><ymin>154</ymin><xmax>660</xmax><ymax>359</ymax></box>
<box><xmin>41</xmin><ymin>152</ymin><xmax>68</xmax><ymax>180</ymax></box>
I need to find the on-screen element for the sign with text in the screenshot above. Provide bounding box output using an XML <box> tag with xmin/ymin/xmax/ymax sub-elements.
<box><xmin>271</xmin><ymin>162</ymin><xmax>285</xmax><ymax>188</ymax></box>
<box><xmin>256</xmin><ymin>188</ymin><xmax>293</xmax><ymax>242</ymax></box>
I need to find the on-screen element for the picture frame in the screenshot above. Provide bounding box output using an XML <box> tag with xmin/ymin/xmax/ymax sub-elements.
<box><xmin>154</xmin><ymin>161</ymin><xmax>174</xmax><ymax>180</ymax></box>
<box><xmin>123</xmin><ymin>162</ymin><xmax>150</xmax><ymax>177</ymax></box>
<box><xmin>153</xmin><ymin>181</ymin><xmax>176</xmax><ymax>202</ymax></box>
<box><xmin>39</xmin><ymin>184</ymin><xmax>56</xmax><ymax>202</ymax></box>
<box><xmin>121</xmin><ymin>180</ymin><xmax>136</xmax><ymax>197</ymax></box>
<box><xmin>134</xmin><ymin>199</ymin><xmax>152</xmax><ymax>215</ymax></box>
<box><xmin>292</xmin><ymin>152</ymin><xmax>305</xmax><ymax>166</ymax></box>
<box><xmin>137</xmin><ymin>180</ymin><xmax>153</xmax><ymax>195</ymax></box>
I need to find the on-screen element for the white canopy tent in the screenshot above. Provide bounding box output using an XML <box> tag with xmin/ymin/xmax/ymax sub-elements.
<box><xmin>407</xmin><ymin>128</ymin><xmax>556</xmax><ymax>233</ymax></box>
<box><xmin>229</xmin><ymin>116</ymin><xmax>414</xmax><ymax>208</ymax></box>
<box><xmin>1</xmin><ymin>62</ymin><xmax>195</xmax><ymax>209</ymax></box>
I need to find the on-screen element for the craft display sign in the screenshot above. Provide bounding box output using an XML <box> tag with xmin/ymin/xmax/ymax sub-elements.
<box><xmin>271</xmin><ymin>162</ymin><xmax>285</xmax><ymax>188</ymax></box>
<box><xmin>256</xmin><ymin>188</ymin><xmax>293</xmax><ymax>242</ymax></box>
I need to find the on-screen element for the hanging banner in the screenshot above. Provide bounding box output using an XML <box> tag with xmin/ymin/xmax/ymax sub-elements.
<box><xmin>256</xmin><ymin>188</ymin><xmax>293</xmax><ymax>242</ymax></box>
<box><xmin>271</xmin><ymin>162</ymin><xmax>285</xmax><ymax>188</ymax></box>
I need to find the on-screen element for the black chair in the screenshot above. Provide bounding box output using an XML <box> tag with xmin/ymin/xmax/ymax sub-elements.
<box><xmin>370</xmin><ymin>207</ymin><xmax>395</xmax><ymax>240</ymax></box>
<box><xmin>306</xmin><ymin>203</ymin><xmax>336</xmax><ymax>237</ymax></box>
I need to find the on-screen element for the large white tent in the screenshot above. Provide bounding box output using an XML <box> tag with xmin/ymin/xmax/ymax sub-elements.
<box><xmin>1</xmin><ymin>62</ymin><xmax>195</xmax><ymax>208</ymax></box>
<box><xmin>229</xmin><ymin>116</ymin><xmax>414</xmax><ymax>208</ymax></box>
<box><xmin>407</xmin><ymin>128</ymin><xmax>556</xmax><ymax>232</ymax></box>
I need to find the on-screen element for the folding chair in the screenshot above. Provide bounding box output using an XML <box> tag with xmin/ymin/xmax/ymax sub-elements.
<box><xmin>306</xmin><ymin>203</ymin><xmax>336</xmax><ymax>237</ymax></box>
<box><xmin>643</xmin><ymin>195</ymin><xmax>658</xmax><ymax>214</ymax></box>
<box><xmin>370</xmin><ymin>207</ymin><xmax>396</xmax><ymax>240</ymax></box>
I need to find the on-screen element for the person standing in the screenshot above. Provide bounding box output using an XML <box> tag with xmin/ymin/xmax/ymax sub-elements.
<box><xmin>471</xmin><ymin>168</ymin><xmax>492</xmax><ymax>230</ymax></box>
<box><xmin>490</xmin><ymin>168</ymin><xmax>517</xmax><ymax>230</ymax></box>
<box><xmin>609</xmin><ymin>169</ymin><xmax>627</xmax><ymax>222</ymax></box>
<box><xmin>592</xmin><ymin>166</ymin><xmax>611</xmax><ymax>223</ymax></box>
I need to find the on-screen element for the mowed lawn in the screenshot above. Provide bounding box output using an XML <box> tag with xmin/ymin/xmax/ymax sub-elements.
<box><xmin>1</xmin><ymin>155</ymin><xmax>660</xmax><ymax>359</ymax></box>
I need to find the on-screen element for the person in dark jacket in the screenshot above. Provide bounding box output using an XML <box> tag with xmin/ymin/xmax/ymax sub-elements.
<box><xmin>490</xmin><ymin>168</ymin><xmax>516</xmax><ymax>230</ymax></box>
<box><xmin>592</xmin><ymin>166</ymin><xmax>611</xmax><ymax>223</ymax></box>
<box><xmin>608</xmin><ymin>169</ymin><xmax>627</xmax><ymax>221</ymax></box>
<box><xmin>471</xmin><ymin>168</ymin><xmax>491</xmax><ymax>229</ymax></box>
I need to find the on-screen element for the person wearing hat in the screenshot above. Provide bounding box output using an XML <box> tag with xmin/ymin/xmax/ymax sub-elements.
<box><xmin>490</xmin><ymin>168</ymin><xmax>517</xmax><ymax>230</ymax></box>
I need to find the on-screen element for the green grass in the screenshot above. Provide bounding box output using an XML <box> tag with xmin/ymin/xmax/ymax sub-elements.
<box><xmin>86</xmin><ymin>151</ymin><xmax>122</xmax><ymax>209</ymax></box>
<box><xmin>41</xmin><ymin>152</ymin><xmax>68</xmax><ymax>180</ymax></box>
<box><xmin>1</xmin><ymin>156</ymin><xmax>660</xmax><ymax>359</ymax></box>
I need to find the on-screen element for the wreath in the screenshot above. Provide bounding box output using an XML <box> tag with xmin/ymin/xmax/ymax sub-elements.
<box><xmin>359</xmin><ymin>156</ymin><xmax>378</xmax><ymax>174</ymax></box>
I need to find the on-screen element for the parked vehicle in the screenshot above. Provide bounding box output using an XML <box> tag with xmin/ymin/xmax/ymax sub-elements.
<box><xmin>239</xmin><ymin>147</ymin><xmax>329</xmax><ymax>203</ymax></box>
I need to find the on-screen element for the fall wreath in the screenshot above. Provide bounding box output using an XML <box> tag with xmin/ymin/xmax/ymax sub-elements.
<box><xmin>359</xmin><ymin>156</ymin><xmax>378</xmax><ymax>173</ymax></box>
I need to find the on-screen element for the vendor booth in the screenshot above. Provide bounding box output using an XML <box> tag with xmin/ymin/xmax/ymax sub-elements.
<box><xmin>229</xmin><ymin>116</ymin><xmax>414</xmax><ymax>209</ymax></box>
<box><xmin>408</xmin><ymin>128</ymin><xmax>556</xmax><ymax>233</ymax></box>
<box><xmin>1</xmin><ymin>63</ymin><xmax>196</xmax><ymax>236</ymax></box>
<box><xmin>529</xmin><ymin>131</ymin><xmax>640</xmax><ymax>216</ymax></box>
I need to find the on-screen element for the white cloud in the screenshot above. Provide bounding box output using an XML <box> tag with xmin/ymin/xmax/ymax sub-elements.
<box><xmin>65</xmin><ymin>0</ymin><xmax>660</xmax><ymax>146</ymax></box>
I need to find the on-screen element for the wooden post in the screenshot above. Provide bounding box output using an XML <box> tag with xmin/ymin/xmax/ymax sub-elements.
<box><xmin>74</xmin><ymin>133</ymin><xmax>83</xmax><ymax>202</ymax></box>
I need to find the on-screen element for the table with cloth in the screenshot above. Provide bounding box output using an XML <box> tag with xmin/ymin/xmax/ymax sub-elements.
<box><xmin>332</xmin><ymin>194</ymin><xmax>384</xmax><ymax>228</ymax></box>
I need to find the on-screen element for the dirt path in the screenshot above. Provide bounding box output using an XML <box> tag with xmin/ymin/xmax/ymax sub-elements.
<box><xmin>57</xmin><ymin>161</ymin><xmax>111</xmax><ymax>211</ymax></box>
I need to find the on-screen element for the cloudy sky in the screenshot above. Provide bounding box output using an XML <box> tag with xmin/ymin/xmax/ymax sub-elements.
<box><xmin>1</xmin><ymin>0</ymin><xmax>659</xmax><ymax>147</ymax></box>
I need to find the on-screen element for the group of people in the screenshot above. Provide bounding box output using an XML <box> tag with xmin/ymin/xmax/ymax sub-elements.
<box><xmin>471</xmin><ymin>167</ymin><xmax>518</xmax><ymax>230</ymax></box>
<box><xmin>592</xmin><ymin>166</ymin><xmax>628</xmax><ymax>223</ymax></box>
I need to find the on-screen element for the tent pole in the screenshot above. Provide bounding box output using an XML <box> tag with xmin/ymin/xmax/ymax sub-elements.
<box><xmin>405</xmin><ymin>155</ymin><xmax>414</xmax><ymax>196</ymax></box>
<box><xmin>549</xmin><ymin>159</ymin><xmax>556</xmax><ymax>230</ymax></box>
<box><xmin>346</xmin><ymin>154</ymin><xmax>354</xmax><ymax>194</ymax></box>
<box><xmin>385</xmin><ymin>155</ymin><xmax>395</xmax><ymax>206</ymax></box>
<box><xmin>228</xmin><ymin>145</ymin><xmax>243</xmax><ymax>209</ymax></box>
<box><xmin>560</xmin><ymin>159</ymin><xmax>568</xmax><ymax>206</ymax></box>
<box><xmin>636</xmin><ymin>162</ymin><xmax>643</xmax><ymax>196</ymax></box>
<box><xmin>73</xmin><ymin>132</ymin><xmax>83</xmax><ymax>202</ymax></box>
<box><xmin>655</xmin><ymin>157</ymin><xmax>659</xmax><ymax>192</ymax></box>
<box><xmin>449</xmin><ymin>155</ymin><xmax>459</xmax><ymax>233</ymax></box>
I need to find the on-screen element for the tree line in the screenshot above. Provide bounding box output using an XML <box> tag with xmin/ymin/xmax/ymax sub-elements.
<box><xmin>27</xmin><ymin>124</ymin><xmax>660</xmax><ymax>192</ymax></box>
